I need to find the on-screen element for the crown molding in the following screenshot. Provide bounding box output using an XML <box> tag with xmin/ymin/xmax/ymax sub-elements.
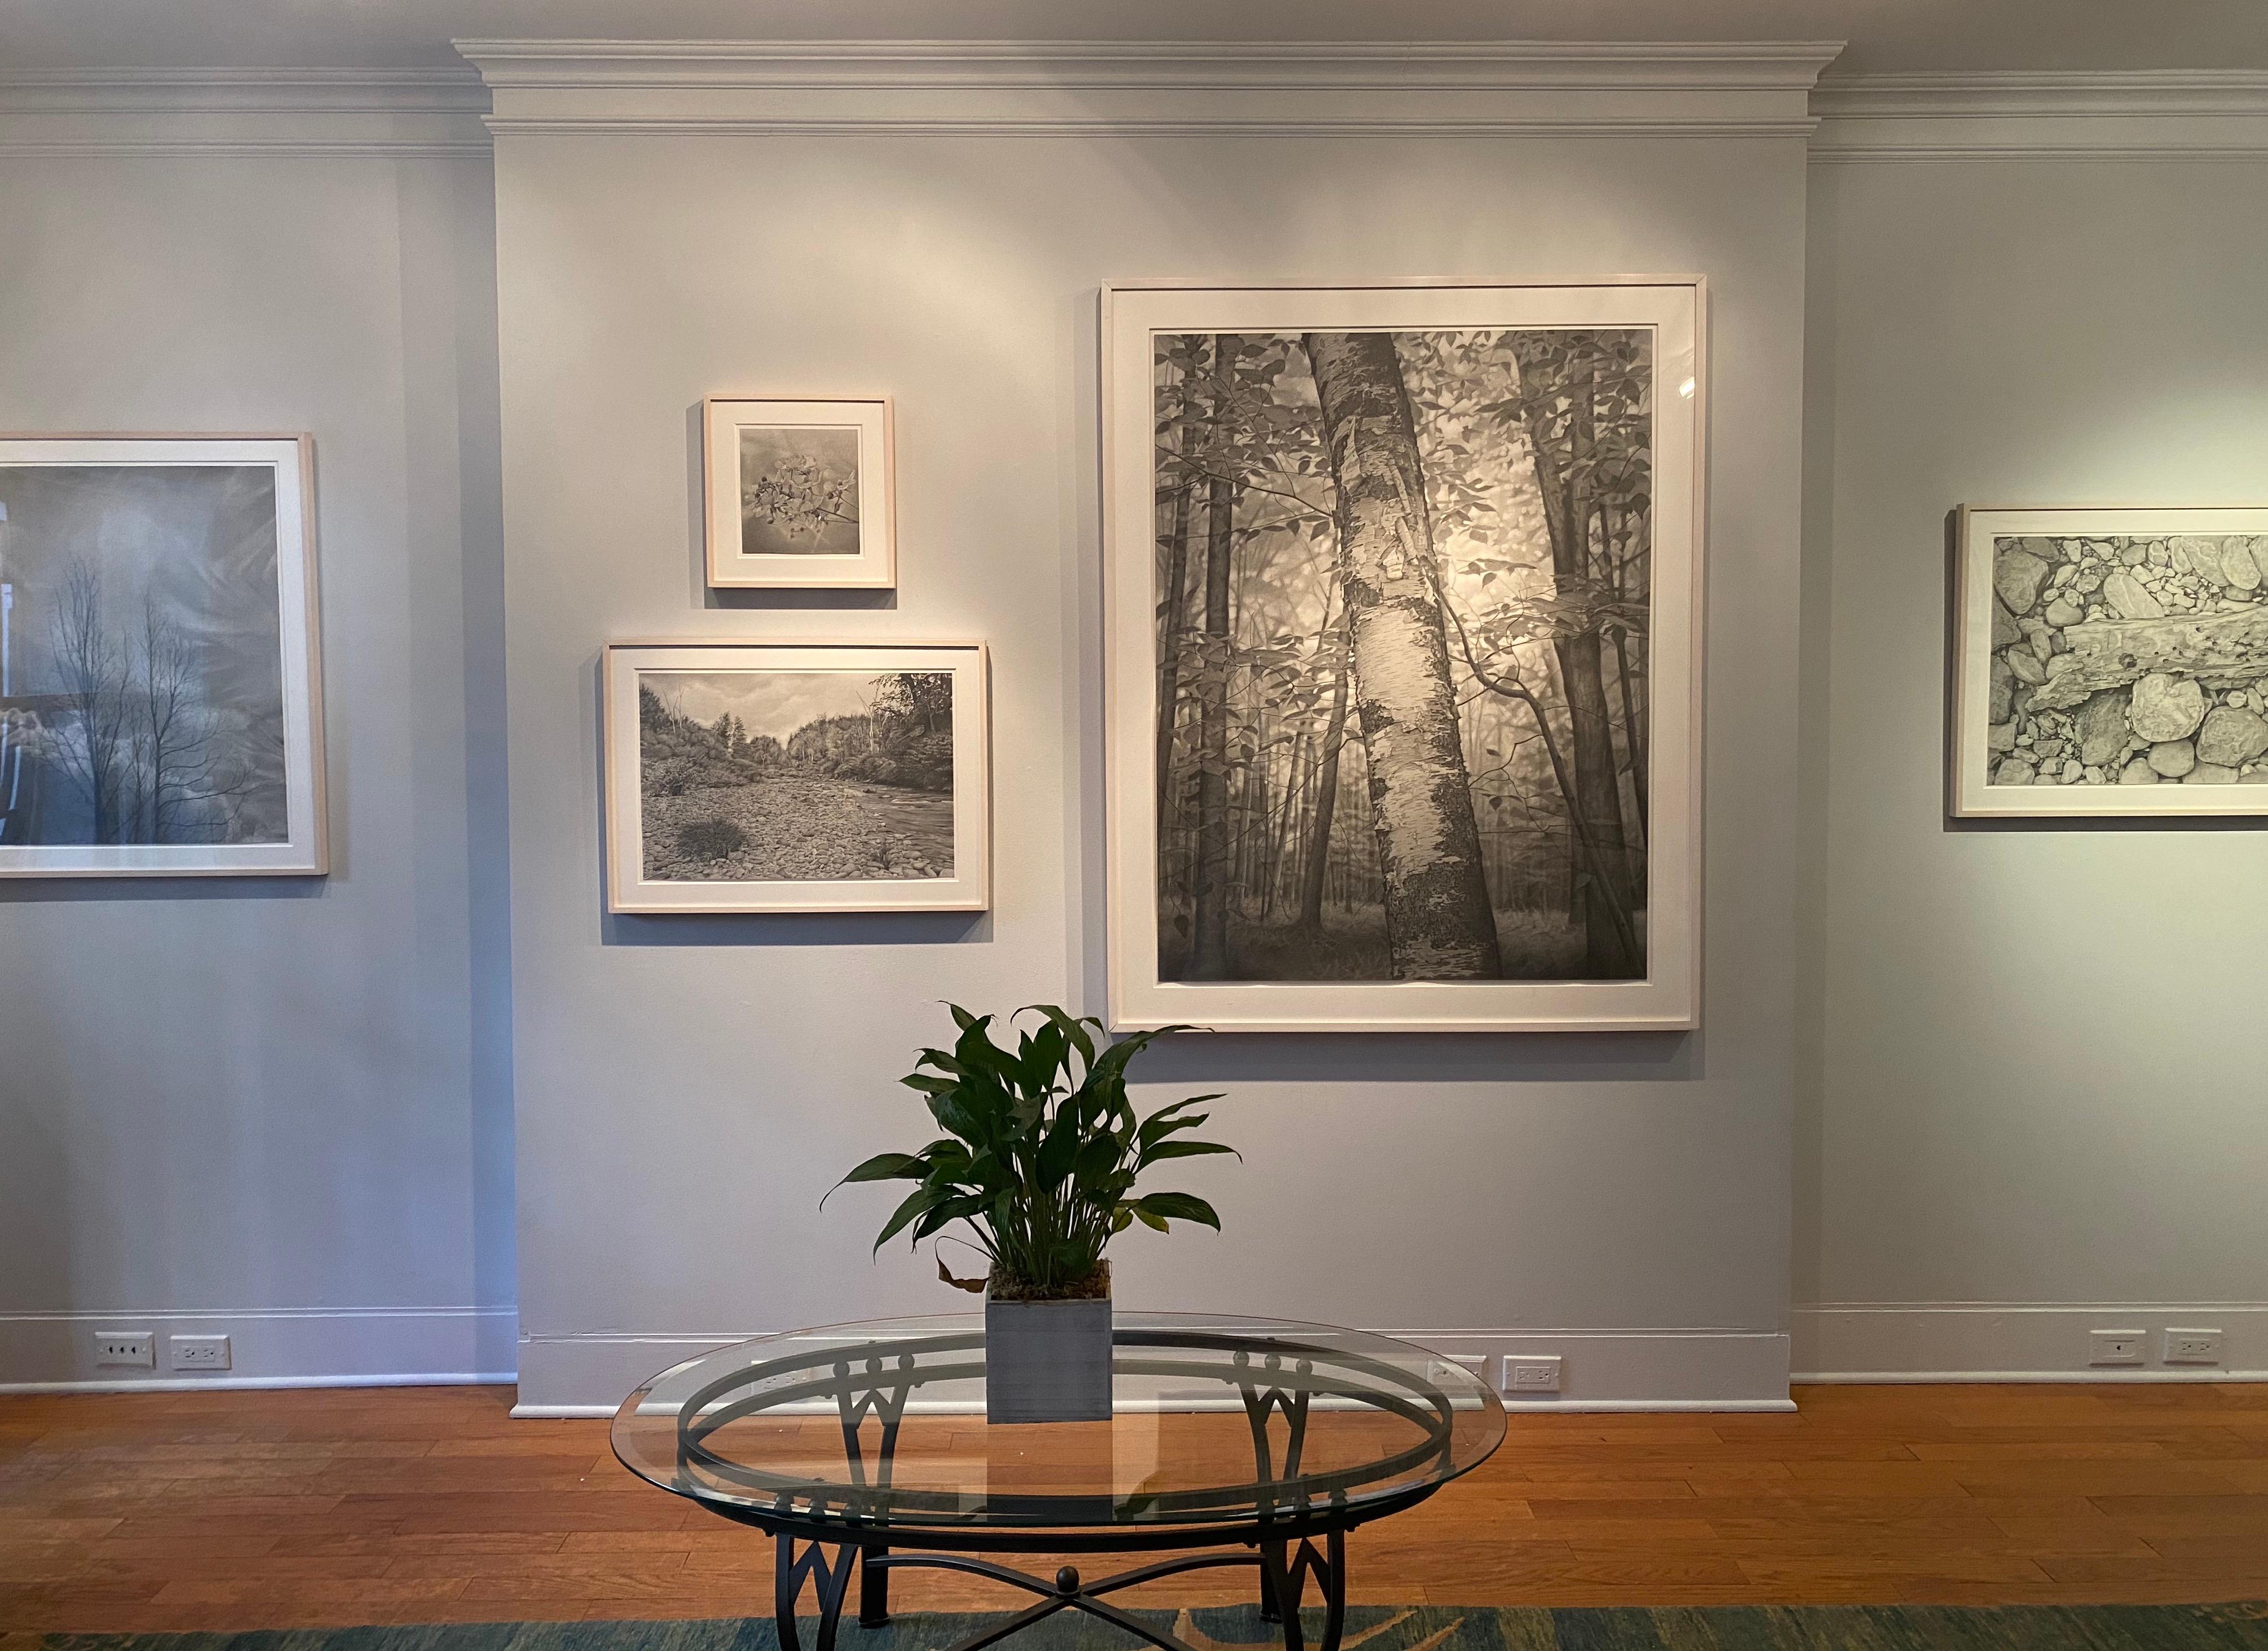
<box><xmin>0</xmin><ymin>67</ymin><xmax>491</xmax><ymax>157</ymax></box>
<box><xmin>1810</xmin><ymin>70</ymin><xmax>2268</xmax><ymax>162</ymax></box>
<box><xmin>454</xmin><ymin>38</ymin><xmax>1844</xmax><ymax>139</ymax></box>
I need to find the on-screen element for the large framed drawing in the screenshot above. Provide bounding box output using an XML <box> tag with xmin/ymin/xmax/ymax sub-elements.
<box><xmin>1102</xmin><ymin>281</ymin><xmax>1704</xmax><ymax>1033</ymax></box>
<box><xmin>604</xmin><ymin>640</ymin><xmax>989</xmax><ymax>913</ymax></box>
<box><xmin>0</xmin><ymin>434</ymin><xmax>326</xmax><ymax>877</ymax></box>
<box><xmin>1953</xmin><ymin>505</ymin><xmax>2268</xmax><ymax>818</ymax></box>
<box><xmin>703</xmin><ymin>398</ymin><xmax>895</xmax><ymax>589</ymax></box>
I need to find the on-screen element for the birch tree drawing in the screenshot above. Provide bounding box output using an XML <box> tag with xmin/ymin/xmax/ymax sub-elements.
<box><xmin>1151</xmin><ymin>325</ymin><xmax>1654</xmax><ymax>983</ymax></box>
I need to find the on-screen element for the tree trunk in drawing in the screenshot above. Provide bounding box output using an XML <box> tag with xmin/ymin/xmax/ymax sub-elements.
<box><xmin>1186</xmin><ymin>464</ymin><xmax>1237</xmax><ymax>981</ymax></box>
<box><xmin>1297</xmin><ymin>621</ymin><xmax>1352</xmax><ymax>932</ymax></box>
<box><xmin>1301</xmin><ymin>330</ymin><xmax>1502</xmax><ymax>981</ymax></box>
<box><xmin>1153</xmin><ymin>478</ymin><xmax>1194</xmax><ymax>837</ymax></box>
<box><xmin>1513</xmin><ymin>345</ymin><xmax>1638</xmax><ymax>977</ymax></box>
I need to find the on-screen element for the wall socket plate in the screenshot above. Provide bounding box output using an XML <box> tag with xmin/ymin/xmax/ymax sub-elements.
<box><xmin>2164</xmin><ymin>1328</ymin><xmax>2223</xmax><ymax>1366</ymax></box>
<box><xmin>2089</xmin><ymin>1328</ymin><xmax>2147</xmax><ymax>1366</ymax></box>
<box><xmin>169</xmin><ymin>1334</ymin><xmax>232</xmax><ymax>1372</ymax></box>
<box><xmin>93</xmin><ymin>1330</ymin><xmax>155</xmax><ymax>1367</ymax></box>
<box><xmin>1504</xmin><ymin>1354</ymin><xmax>1563</xmax><ymax>1394</ymax></box>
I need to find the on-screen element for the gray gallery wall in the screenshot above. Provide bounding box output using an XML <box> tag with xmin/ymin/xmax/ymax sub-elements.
<box><xmin>9</xmin><ymin>52</ymin><xmax>2261</xmax><ymax>1403</ymax></box>
<box><xmin>488</xmin><ymin>111</ymin><xmax>1812</xmax><ymax>1407</ymax></box>
<box><xmin>0</xmin><ymin>148</ymin><xmax>515</xmax><ymax>1384</ymax></box>
<box><xmin>1797</xmin><ymin>156</ymin><xmax>2268</xmax><ymax>1376</ymax></box>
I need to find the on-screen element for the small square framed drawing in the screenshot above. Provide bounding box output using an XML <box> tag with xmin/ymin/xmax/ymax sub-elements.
<box><xmin>0</xmin><ymin>433</ymin><xmax>326</xmax><ymax>876</ymax></box>
<box><xmin>1954</xmin><ymin>505</ymin><xmax>2268</xmax><ymax>818</ymax></box>
<box><xmin>603</xmin><ymin>640</ymin><xmax>989</xmax><ymax>913</ymax></box>
<box><xmin>703</xmin><ymin>398</ymin><xmax>894</xmax><ymax>589</ymax></box>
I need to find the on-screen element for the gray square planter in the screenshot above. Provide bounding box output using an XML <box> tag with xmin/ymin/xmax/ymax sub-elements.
<box><xmin>984</xmin><ymin>1292</ymin><xmax>1113</xmax><ymax>1424</ymax></box>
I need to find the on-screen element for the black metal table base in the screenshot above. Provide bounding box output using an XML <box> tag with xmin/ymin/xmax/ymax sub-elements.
<box><xmin>775</xmin><ymin>1530</ymin><xmax>1348</xmax><ymax>1651</ymax></box>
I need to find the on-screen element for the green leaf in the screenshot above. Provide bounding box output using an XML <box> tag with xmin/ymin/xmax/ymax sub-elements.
<box><xmin>1136</xmin><ymin>1094</ymin><xmax>1222</xmax><ymax>1150</ymax></box>
<box><xmin>873</xmin><ymin>1184</ymin><xmax>951</xmax><ymax>1252</ymax></box>
<box><xmin>1034</xmin><ymin>1005</ymin><xmax>1096</xmax><ymax>1070</ymax></box>
<box><xmin>1131</xmin><ymin>1191</ymin><xmax>1221</xmax><ymax>1231</ymax></box>
<box><xmin>1139</xmin><ymin>1140</ymin><xmax>1240</xmax><ymax>1167</ymax></box>
<box><xmin>912</xmin><ymin>1193</ymin><xmax>990</xmax><ymax>1243</ymax></box>
<box><xmin>1071</xmin><ymin>1131</ymin><xmax>1123</xmax><ymax>1186</ymax></box>
<box><xmin>1036</xmin><ymin>1107</ymin><xmax>1082</xmax><ymax>1184</ymax></box>
<box><xmin>838</xmin><ymin>1151</ymin><xmax>926</xmax><ymax>1183</ymax></box>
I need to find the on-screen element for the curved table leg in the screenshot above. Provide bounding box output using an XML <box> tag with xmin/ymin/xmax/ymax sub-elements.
<box><xmin>776</xmin><ymin>1534</ymin><xmax>859</xmax><ymax>1651</ymax></box>
<box><xmin>1257</xmin><ymin>1529</ymin><xmax>1347</xmax><ymax>1651</ymax></box>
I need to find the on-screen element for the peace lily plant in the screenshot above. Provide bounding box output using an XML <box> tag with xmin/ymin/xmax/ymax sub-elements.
<box><xmin>830</xmin><ymin>1005</ymin><xmax>1236</xmax><ymax>1303</ymax></box>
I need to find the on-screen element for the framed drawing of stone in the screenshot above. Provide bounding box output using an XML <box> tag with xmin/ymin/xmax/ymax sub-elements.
<box><xmin>603</xmin><ymin>640</ymin><xmax>988</xmax><ymax>913</ymax></box>
<box><xmin>1101</xmin><ymin>280</ymin><xmax>1704</xmax><ymax>1032</ymax></box>
<box><xmin>703</xmin><ymin>398</ymin><xmax>894</xmax><ymax>589</ymax></box>
<box><xmin>1953</xmin><ymin>506</ymin><xmax>2268</xmax><ymax>818</ymax></box>
<box><xmin>0</xmin><ymin>434</ymin><xmax>327</xmax><ymax>876</ymax></box>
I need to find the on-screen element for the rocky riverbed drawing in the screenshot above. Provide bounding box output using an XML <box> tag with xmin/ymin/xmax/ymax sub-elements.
<box><xmin>1985</xmin><ymin>533</ymin><xmax>2268</xmax><ymax>794</ymax></box>
<box><xmin>636</xmin><ymin>668</ymin><xmax>954</xmax><ymax>882</ymax></box>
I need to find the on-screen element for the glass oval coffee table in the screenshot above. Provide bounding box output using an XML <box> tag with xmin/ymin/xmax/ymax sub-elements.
<box><xmin>614</xmin><ymin>1312</ymin><xmax>1504</xmax><ymax>1651</ymax></box>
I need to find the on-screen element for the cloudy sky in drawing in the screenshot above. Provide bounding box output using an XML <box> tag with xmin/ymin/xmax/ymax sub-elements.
<box><xmin>642</xmin><ymin>669</ymin><xmax>905</xmax><ymax>746</ymax></box>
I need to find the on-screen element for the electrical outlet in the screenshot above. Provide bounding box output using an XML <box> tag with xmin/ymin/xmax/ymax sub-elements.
<box><xmin>2164</xmin><ymin>1328</ymin><xmax>2223</xmax><ymax>1366</ymax></box>
<box><xmin>1437</xmin><ymin>1354</ymin><xmax>1488</xmax><ymax>1381</ymax></box>
<box><xmin>2090</xmin><ymin>1328</ymin><xmax>2147</xmax><ymax>1366</ymax></box>
<box><xmin>1504</xmin><ymin>1355</ymin><xmax>1563</xmax><ymax>1394</ymax></box>
<box><xmin>169</xmin><ymin>1334</ymin><xmax>231</xmax><ymax>1372</ymax></box>
<box><xmin>93</xmin><ymin>1331</ymin><xmax>155</xmax><ymax>1368</ymax></box>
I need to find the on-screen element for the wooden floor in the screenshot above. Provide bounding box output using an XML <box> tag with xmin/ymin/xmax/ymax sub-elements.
<box><xmin>3</xmin><ymin>1383</ymin><xmax>2266</xmax><ymax>1631</ymax></box>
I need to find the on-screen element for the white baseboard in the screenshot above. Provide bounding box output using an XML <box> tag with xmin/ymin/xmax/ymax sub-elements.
<box><xmin>514</xmin><ymin>1326</ymin><xmax>1791</xmax><ymax>1413</ymax></box>
<box><xmin>0</xmin><ymin>1306</ymin><xmax>517</xmax><ymax>1391</ymax></box>
<box><xmin>1794</xmin><ymin>1301</ymin><xmax>2268</xmax><ymax>1381</ymax></box>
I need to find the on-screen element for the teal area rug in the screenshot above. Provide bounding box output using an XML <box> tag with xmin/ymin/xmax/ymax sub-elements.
<box><xmin>23</xmin><ymin>1603</ymin><xmax>2268</xmax><ymax>1651</ymax></box>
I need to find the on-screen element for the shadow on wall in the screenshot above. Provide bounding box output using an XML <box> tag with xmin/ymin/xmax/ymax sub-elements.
<box><xmin>0</xmin><ymin>878</ymin><xmax>328</xmax><ymax>905</ymax></box>
<box><xmin>1126</xmin><ymin>1027</ymin><xmax>1697</xmax><ymax>1087</ymax></box>
<box><xmin>601</xmin><ymin>910</ymin><xmax>991</xmax><ymax>947</ymax></box>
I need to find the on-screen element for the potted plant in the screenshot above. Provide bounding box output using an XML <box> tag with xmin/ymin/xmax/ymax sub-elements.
<box><xmin>830</xmin><ymin>1005</ymin><xmax>1236</xmax><ymax>1423</ymax></box>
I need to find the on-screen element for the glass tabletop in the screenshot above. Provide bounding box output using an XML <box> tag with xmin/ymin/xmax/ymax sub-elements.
<box><xmin>612</xmin><ymin>1312</ymin><xmax>1505</xmax><ymax>1533</ymax></box>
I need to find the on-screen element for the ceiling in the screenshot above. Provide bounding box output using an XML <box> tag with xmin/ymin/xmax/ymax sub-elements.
<box><xmin>1</xmin><ymin>0</ymin><xmax>2264</xmax><ymax>75</ymax></box>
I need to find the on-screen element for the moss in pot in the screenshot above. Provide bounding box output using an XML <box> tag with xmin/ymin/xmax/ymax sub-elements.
<box><xmin>829</xmin><ymin>1005</ymin><xmax>1236</xmax><ymax>1423</ymax></box>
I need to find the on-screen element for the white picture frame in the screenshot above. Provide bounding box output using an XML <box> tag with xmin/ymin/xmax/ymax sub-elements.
<box><xmin>1101</xmin><ymin>280</ymin><xmax>1705</xmax><ymax>1033</ymax></box>
<box><xmin>0</xmin><ymin>433</ymin><xmax>327</xmax><ymax>877</ymax></box>
<box><xmin>703</xmin><ymin>398</ymin><xmax>895</xmax><ymax>589</ymax></box>
<box><xmin>604</xmin><ymin>639</ymin><xmax>989</xmax><ymax>913</ymax></box>
<box><xmin>1953</xmin><ymin>505</ymin><xmax>2268</xmax><ymax>818</ymax></box>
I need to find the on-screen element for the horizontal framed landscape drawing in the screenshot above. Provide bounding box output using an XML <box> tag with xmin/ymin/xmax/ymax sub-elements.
<box><xmin>0</xmin><ymin>434</ymin><xmax>326</xmax><ymax>877</ymax></box>
<box><xmin>1102</xmin><ymin>279</ymin><xmax>1705</xmax><ymax>1033</ymax></box>
<box><xmin>1953</xmin><ymin>506</ymin><xmax>2268</xmax><ymax>818</ymax></box>
<box><xmin>603</xmin><ymin>639</ymin><xmax>989</xmax><ymax>913</ymax></box>
<box><xmin>703</xmin><ymin>398</ymin><xmax>894</xmax><ymax>589</ymax></box>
